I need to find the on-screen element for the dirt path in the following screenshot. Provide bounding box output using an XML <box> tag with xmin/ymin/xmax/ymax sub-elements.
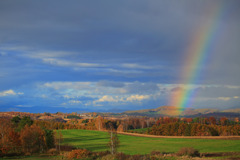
<box><xmin>117</xmin><ymin>131</ymin><xmax>240</xmax><ymax>140</ymax></box>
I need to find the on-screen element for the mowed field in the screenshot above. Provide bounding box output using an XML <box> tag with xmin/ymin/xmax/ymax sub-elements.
<box><xmin>58</xmin><ymin>129</ymin><xmax>240</xmax><ymax>155</ymax></box>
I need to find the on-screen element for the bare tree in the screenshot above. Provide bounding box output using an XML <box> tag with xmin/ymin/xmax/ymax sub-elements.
<box><xmin>108</xmin><ymin>123</ymin><xmax>119</xmax><ymax>155</ymax></box>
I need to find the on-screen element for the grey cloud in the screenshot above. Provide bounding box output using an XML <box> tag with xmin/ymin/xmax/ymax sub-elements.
<box><xmin>0</xmin><ymin>0</ymin><xmax>240</xmax><ymax>111</ymax></box>
<box><xmin>126</xmin><ymin>81</ymin><xmax>160</xmax><ymax>94</ymax></box>
<box><xmin>97</xmin><ymin>80</ymin><xmax>125</xmax><ymax>88</ymax></box>
<box><xmin>195</xmin><ymin>86</ymin><xmax>240</xmax><ymax>98</ymax></box>
<box><xmin>171</xmin><ymin>87</ymin><xmax>184</xmax><ymax>92</ymax></box>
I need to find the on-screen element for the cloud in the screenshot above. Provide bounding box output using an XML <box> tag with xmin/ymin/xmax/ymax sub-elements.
<box><xmin>42</xmin><ymin>82</ymin><xmax>92</xmax><ymax>90</ymax></box>
<box><xmin>217</xmin><ymin>96</ymin><xmax>240</xmax><ymax>101</ymax></box>
<box><xmin>126</xmin><ymin>81</ymin><xmax>160</xmax><ymax>94</ymax></box>
<box><xmin>94</xmin><ymin>94</ymin><xmax>150</xmax><ymax>104</ymax></box>
<box><xmin>0</xmin><ymin>89</ymin><xmax>23</xmax><ymax>97</ymax></box>
<box><xmin>171</xmin><ymin>87</ymin><xmax>184</xmax><ymax>93</ymax></box>
<box><xmin>42</xmin><ymin>58</ymin><xmax>105</xmax><ymax>68</ymax></box>
<box><xmin>97</xmin><ymin>95</ymin><xmax>120</xmax><ymax>103</ymax></box>
<box><xmin>97</xmin><ymin>80</ymin><xmax>125</xmax><ymax>88</ymax></box>
<box><xmin>0</xmin><ymin>0</ymin><xmax>239</xmax><ymax>112</ymax></box>
<box><xmin>121</xmin><ymin>63</ymin><xmax>153</xmax><ymax>69</ymax></box>
<box><xmin>217</xmin><ymin>97</ymin><xmax>231</xmax><ymax>101</ymax></box>
<box><xmin>25</xmin><ymin>51</ymin><xmax>74</xmax><ymax>59</ymax></box>
<box><xmin>68</xmin><ymin>100</ymin><xmax>82</xmax><ymax>104</ymax></box>
<box><xmin>0</xmin><ymin>51</ymin><xmax>7</xmax><ymax>56</ymax></box>
<box><xmin>126</xmin><ymin>95</ymin><xmax>150</xmax><ymax>102</ymax></box>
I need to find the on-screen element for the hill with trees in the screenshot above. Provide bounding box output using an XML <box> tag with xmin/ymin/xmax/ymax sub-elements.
<box><xmin>123</xmin><ymin>106</ymin><xmax>240</xmax><ymax>118</ymax></box>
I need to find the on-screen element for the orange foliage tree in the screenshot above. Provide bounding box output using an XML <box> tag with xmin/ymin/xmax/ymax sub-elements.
<box><xmin>20</xmin><ymin>124</ymin><xmax>47</xmax><ymax>154</ymax></box>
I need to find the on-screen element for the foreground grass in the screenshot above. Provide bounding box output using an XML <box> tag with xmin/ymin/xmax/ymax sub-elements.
<box><xmin>1</xmin><ymin>155</ymin><xmax>59</xmax><ymax>160</ymax></box>
<box><xmin>58</xmin><ymin>129</ymin><xmax>240</xmax><ymax>155</ymax></box>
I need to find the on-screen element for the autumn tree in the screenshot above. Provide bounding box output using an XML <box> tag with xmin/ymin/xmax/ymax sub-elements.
<box><xmin>220</xmin><ymin>117</ymin><xmax>229</xmax><ymax>126</ymax></box>
<box><xmin>20</xmin><ymin>124</ymin><xmax>47</xmax><ymax>154</ymax></box>
<box><xmin>208</xmin><ymin>117</ymin><xmax>216</xmax><ymax>125</ymax></box>
<box><xmin>95</xmin><ymin>116</ymin><xmax>105</xmax><ymax>131</ymax></box>
<box><xmin>7</xmin><ymin>129</ymin><xmax>21</xmax><ymax>154</ymax></box>
<box><xmin>0</xmin><ymin>119</ymin><xmax>13</xmax><ymax>155</ymax></box>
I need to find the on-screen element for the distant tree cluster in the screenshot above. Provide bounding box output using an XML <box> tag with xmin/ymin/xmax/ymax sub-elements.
<box><xmin>0</xmin><ymin>116</ymin><xmax>55</xmax><ymax>157</ymax></box>
<box><xmin>67</xmin><ymin>115</ymin><xmax>81</xmax><ymax>119</ymax></box>
<box><xmin>149</xmin><ymin>117</ymin><xmax>240</xmax><ymax>136</ymax></box>
<box><xmin>150</xmin><ymin>122</ymin><xmax>240</xmax><ymax>136</ymax></box>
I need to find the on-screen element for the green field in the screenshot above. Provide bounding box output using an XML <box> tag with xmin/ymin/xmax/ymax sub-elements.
<box><xmin>1</xmin><ymin>155</ymin><xmax>59</xmax><ymax>160</ymax></box>
<box><xmin>58</xmin><ymin>129</ymin><xmax>240</xmax><ymax>155</ymax></box>
<box><xmin>128</xmin><ymin>128</ymin><xmax>150</xmax><ymax>134</ymax></box>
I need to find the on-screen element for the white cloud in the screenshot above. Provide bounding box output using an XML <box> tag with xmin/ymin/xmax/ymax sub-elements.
<box><xmin>126</xmin><ymin>95</ymin><xmax>150</xmax><ymax>102</ymax></box>
<box><xmin>225</xmin><ymin>85</ymin><xmax>240</xmax><ymax>89</ymax></box>
<box><xmin>42</xmin><ymin>58</ymin><xmax>105</xmax><ymax>68</ymax></box>
<box><xmin>42</xmin><ymin>82</ymin><xmax>92</xmax><ymax>90</ymax></box>
<box><xmin>26</xmin><ymin>51</ymin><xmax>73</xmax><ymax>59</ymax></box>
<box><xmin>16</xmin><ymin>105</ymin><xmax>32</xmax><ymax>108</ymax></box>
<box><xmin>63</xmin><ymin>95</ymin><xmax>71</xmax><ymax>99</ymax></box>
<box><xmin>69</xmin><ymin>100</ymin><xmax>82</xmax><ymax>104</ymax></box>
<box><xmin>121</xmin><ymin>63</ymin><xmax>153</xmax><ymax>69</ymax></box>
<box><xmin>94</xmin><ymin>94</ymin><xmax>150</xmax><ymax>104</ymax></box>
<box><xmin>0</xmin><ymin>89</ymin><xmax>24</xmax><ymax>97</ymax></box>
<box><xmin>1</xmin><ymin>47</ymin><xmax>105</xmax><ymax>69</ymax></box>
<box><xmin>38</xmin><ymin>81</ymin><xmax>240</xmax><ymax>108</ymax></box>
<box><xmin>0</xmin><ymin>51</ymin><xmax>7</xmax><ymax>56</ymax></box>
<box><xmin>97</xmin><ymin>95</ymin><xmax>122</xmax><ymax>103</ymax></box>
<box><xmin>217</xmin><ymin>97</ymin><xmax>231</xmax><ymax>101</ymax></box>
<box><xmin>217</xmin><ymin>96</ymin><xmax>239</xmax><ymax>101</ymax></box>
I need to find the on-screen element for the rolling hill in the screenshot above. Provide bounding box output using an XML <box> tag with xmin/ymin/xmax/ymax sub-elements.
<box><xmin>123</xmin><ymin>106</ymin><xmax>240</xmax><ymax>118</ymax></box>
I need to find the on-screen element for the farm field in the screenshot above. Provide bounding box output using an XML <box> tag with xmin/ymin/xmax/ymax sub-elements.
<box><xmin>58</xmin><ymin>129</ymin><xmax>240</xmax><ymax>155</ymax></box>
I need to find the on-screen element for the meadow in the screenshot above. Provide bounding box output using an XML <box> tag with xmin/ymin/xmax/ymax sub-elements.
<box><xmin>58</xmin><ymin>129</ymin><xmax>240</xmax><ymax>155</ymax></box>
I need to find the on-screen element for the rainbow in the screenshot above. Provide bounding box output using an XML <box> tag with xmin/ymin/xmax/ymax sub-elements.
<box><xmin>169</xmin><ymin>3</ymin><xmax>225</xmax><ymax>115</ymax></box>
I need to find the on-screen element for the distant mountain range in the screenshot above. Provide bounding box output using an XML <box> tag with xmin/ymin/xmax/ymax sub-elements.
<box><xmin>122</xmin><ymin>106</ymin><xmax>240</xmax><ymax>118</ymax></box>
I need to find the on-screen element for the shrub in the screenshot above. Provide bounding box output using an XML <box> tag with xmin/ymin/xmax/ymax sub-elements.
<box><xmin>97</xmin><ymin>154</ymin><xmax>115</xmax><ymax>160</ymax></box>
<box><xmin>150</xmin><ymin>150</ymin><xmax>162</xmax><ymax>156</ymax></box>
<box><xmin>176</xmin><ymin>147</ymin><xmax>200</xmax><ymax>157</ymax></box>
<box><xmin>60</xmin><ymin>145</ymin><xmax>75</xmax><ymax>151</ymax></box>
<box><xmin>67</xmin><ymin>149</ymin><xmax>92</xmax><ymax>159</ymax></box>
<box><xmin>129</xmin><ymin>154</ymin><xmax>150</xmax><ymax>160</ymax></box>
<box><xmin>115</xmin><ymin>152</ymin><xmax>130</xmax><ymax>160</ymax></box>
<box><xmin>95</xmin><ymin>150</ymin><xmax>110</xmax><ymax>157</ymax></box>
<box><xmin>47</xmin><ymin>148</ymin><xmax>59</xmax><ymax>155</ymax></box>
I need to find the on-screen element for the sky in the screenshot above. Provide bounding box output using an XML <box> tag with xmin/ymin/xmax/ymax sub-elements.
<box><xmin>0</xmin><ymin>0</ymin><xmax>240</xmax><ymax>113</ymax></box>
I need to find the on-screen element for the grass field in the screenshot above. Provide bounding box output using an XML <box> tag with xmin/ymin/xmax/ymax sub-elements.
<box><xmin>58</xmin><ymin>129</ymin><xmax>240</xmax><ymax>155</ymax></box>
<box><xmin>128</xmin><ymin>128</ymin><xmax>149</xmax><ymax>134</ymax></box>
<box><xmin>1</xmin><ymin>155</ymin><xmax>59</xmax><ymax>160</ymax></box>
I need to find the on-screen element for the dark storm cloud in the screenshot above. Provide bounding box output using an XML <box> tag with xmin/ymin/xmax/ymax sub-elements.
<box><xmin>0</xmin><ymin>1</ymin><xmax>215</xmax><ymax>61</ymax></box>
<box><xmin>1</xmin><ymin>0</ymin><xmax>239</xmax><ymax>67</ymax></box>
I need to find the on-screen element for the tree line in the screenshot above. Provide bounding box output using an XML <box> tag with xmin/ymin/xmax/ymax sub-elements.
<box><xmin>24</xmin><ymin>115</ymin><xmax>240</xmax><ymax>136</ymax></box>
<box><xmin>149</xmin><ymin>122</ymin><xmax>240</xmax><ymax>136</ymax></box>
<box><xmin>0</xmin><ymin>116</ymin><xmax>55</xmax><ymax>156</ymax></box>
